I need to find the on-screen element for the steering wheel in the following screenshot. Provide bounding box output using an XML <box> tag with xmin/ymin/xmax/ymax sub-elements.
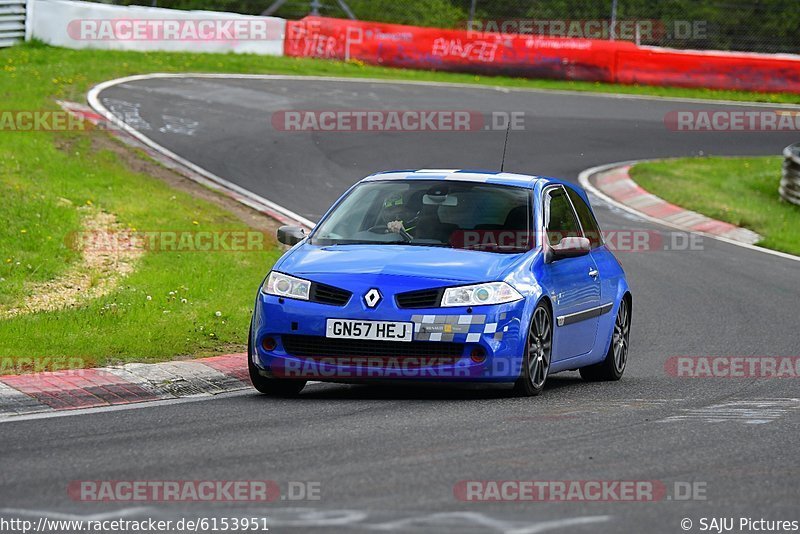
<box><xmin>368</xmin><ymin>224</ymin><xmax>412</xmax><ymax>242</ymax></box>
<box><xmin>368</xmin><ymin>224</ymin><xmax>389</xmax><ymax>234</ymax></box>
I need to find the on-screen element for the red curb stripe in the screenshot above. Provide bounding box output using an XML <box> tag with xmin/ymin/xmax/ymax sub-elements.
<box><xmin>50</xmin><ymin>388</ymin><xmax>106</xmax><ymax>409</ymax></box>
<box><xmin>58</xmin><ymin>102</ymin><xmax>107</xmax><ymax>125</ymax></box>
<box><xmin>593</xmin><ymin>164</ymin><xmax>759</xmax><ymax>245</ymax></box>
<box><xmin>84</xmin><ymin>385</ymin><xmax>149</xmax><ymax>406</ymax></box>
<box><xmin>1</xmin><ymin>355</ymin><xmax>251</xmax><ymax>415</ymax></box>
<box><xmin>691</xmin><ymin>219</ymin><xmax>737</xmax><ymax>235</ymax></box>
<box><xmin>596</xmin><ymin>172</ymin><xmax>627</xmax><ymax>187</ymax></box>
<box><xmin>638</xmin><ymin>202</ymin><xmax>684</xmax><ymax>219</ymax></box>
<box><xmin>198</xmin><ymin>354</ymin><xmax>249</xmax><ymax>383</ymax></box>
<box><xmin>2</xmin><ymin>369</ymin><xmax>158</xmax><ymax>410</ymax></box>
<box><xmin>613</xmin><ymin>185</ymin><xmax>648</xmax><ymax>201</ymax></box>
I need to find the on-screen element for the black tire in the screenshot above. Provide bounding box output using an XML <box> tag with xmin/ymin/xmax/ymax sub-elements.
<box><xmin>248</xmin><ymin>325</ymin><xmax>306</xmax><ymax>397</ymax></box>
<box><xmin>512</xmin><ymin>302</ymin><xmax>552</xmax><ymax>397</ymax></box>
<box><xmin>580</xmin><ymin>296</ymin><xmax>631</xmax><ymax>382</ymax></box>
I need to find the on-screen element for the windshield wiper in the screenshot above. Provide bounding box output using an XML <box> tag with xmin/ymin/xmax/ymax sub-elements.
<box><xmin>315</xmin><ymin>240</ymin><xmax>454</xmax><ymax>247</ymax></box>
<box><xmin>313</xmin><ymin>239</ymin><xmax>404</xmax><ymax>246</ymax></box>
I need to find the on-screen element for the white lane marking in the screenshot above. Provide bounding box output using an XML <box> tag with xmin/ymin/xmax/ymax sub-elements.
<box><xmin>366</xmin><ymin>512</ymin><xmax>611</xmax><ymax>533</ymax></box>
<box><xmin>102</xmin><ymin>98</ymin><xmax>152</xmax><ymax>131</ymax></box>
<box><xmin>89</xmin><ymin>72</ymin><xmax>800</xmax><ymax>109</ymax></box>
<box><xmin>0</xmin><ymin>507</ymin><xmax>611</xmax><ymax>533</ymax></box>
<box><xmin>87</xmin><ymin>77</ymin><xmax>316</xmax><ymax>229</ymax></box>
<box><xmin>658</xmin><ymin>398</ymin><xmax>800</xmax><ymax>424</ymax></box>
<box><xmin>0</xmin><ymin>381</ymin><xmax>330</xmax><ymax>423</ymax></box>
<box><xmin>257</xmin><ymin>508</ymin><xmax>368</xmax><ymax>527</ymax></box>
<box><xmin>578</xmin><ymin>160</ymin><xmax>800</xmax><ymax>263</ymax></box>
<box><xmin>503</xmin><ymin>398</ymin><xmax>683</xmax><ymax>423</ymax></box>
<box><xmin>0</xmin><ymin>389</ymin><xmax>254</xmax><ymax>424</ymax></box>
<box><xmin>159</xmin><ymin>114</ymin><xmax>198</xmax><ymax>135</ymax></box>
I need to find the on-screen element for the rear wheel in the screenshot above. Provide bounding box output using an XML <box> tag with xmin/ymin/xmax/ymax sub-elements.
<box><xmin>248</xmin><ymin>325</ymin><xmax>306</xmax><ymax>397</ymax></box>
<box><xmin>512</xmin><ymin>302</ymin><xmax>552</xmax><ymax>397</ymax></box>
<box><xmin>580</xmin><ymin>297</ymin><xmax>630</xmax><ymax>382</ymax></box>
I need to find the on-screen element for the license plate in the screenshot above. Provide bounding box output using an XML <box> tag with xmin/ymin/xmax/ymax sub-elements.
<box><xmin>326</xmin><ymin>319</ymin><xmax>413</xmax><ymax>342</ymax></box>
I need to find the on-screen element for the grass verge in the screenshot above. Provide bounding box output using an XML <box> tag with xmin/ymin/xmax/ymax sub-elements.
<box><xmin>630</xmin><ymin>157</ymin><xmax>800</xmax><ymax>256</ymax></box>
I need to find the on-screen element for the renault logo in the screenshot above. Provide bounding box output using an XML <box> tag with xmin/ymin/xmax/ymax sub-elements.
<box><xmin>364</xmin><ymin>288</ymin><xmax>382</xmax><ymax>308</ymax></box>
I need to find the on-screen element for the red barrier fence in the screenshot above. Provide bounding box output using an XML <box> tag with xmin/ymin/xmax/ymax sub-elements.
<box><xmin>614</xmin><ymin>47</ymin><xmax>800</xmax><ymax>93</ymax></box>
<box><xmin>285</xmin><ymin>17</ymin><xmax>800</xmax><ymax>94</ymax></box>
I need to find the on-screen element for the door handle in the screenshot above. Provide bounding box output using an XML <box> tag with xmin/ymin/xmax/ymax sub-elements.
<box><xmin>588</xmin><ymin>268</ymin><xmax>599</xmax><ymax>278</ymax></box>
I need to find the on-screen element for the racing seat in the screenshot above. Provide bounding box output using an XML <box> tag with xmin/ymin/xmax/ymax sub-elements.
<box><xmin>475</xmin><ymin>206</ymin><xmax>529</xmax><ymax>230</ymax></box>
<box><xmin>415</xmin><ymin>205</ymin><xmax>457</xmax><ymax>243</ymax></box>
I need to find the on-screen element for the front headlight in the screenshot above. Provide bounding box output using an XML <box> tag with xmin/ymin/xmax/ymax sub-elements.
<box><xmin>441</xmin><ymin>282</ymin><xmax>523</xmax><ymax>307</ymax></box>
<box><xmin>261</xmin><ymin>271</ymin><xmax>311</xmax><ymax>301</ymax></box>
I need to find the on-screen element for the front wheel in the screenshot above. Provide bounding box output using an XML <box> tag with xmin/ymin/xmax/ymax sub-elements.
<box><xmin>512</xmin><ymin>302</ymin><xmax>552</xmax><ymax>397</ymax></box>
<box><xmin>248</xmin><ymin>326</ymin><xmax>306</xmax><ymax>397</ymax></box>
<box><xmin>580</xmin><ymin>297</ymin><xmax>631</xmax><ymax>382</ymax></box>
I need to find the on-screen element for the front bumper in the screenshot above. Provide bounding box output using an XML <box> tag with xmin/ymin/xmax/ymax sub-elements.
<box><xmin>251</xmin><ymin>292</ymin><xmax>527</xmax><ymax>383</ymax></box>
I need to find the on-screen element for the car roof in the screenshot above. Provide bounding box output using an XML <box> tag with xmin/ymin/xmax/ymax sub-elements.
<box><xmin>361</xmin><ymin>169</ymin><xmax>545</xmax><ymax>189</ymax></box>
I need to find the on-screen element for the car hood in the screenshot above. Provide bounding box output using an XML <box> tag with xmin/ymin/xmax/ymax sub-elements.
<box><xmin>277</xmin><ymin>244</ymin><xmax>528</xmax><ymax>283</ymax></box>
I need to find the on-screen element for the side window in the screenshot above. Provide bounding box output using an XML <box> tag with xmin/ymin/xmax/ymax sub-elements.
<box><xmin>566</xmin><ymin>188</ymin><xmax>604</xmax><ymax>249</ymax></box>
<box><xmin>544</xmin><ymin>187</ymin><xmax>581</xmax><ymax>246</ymax></box>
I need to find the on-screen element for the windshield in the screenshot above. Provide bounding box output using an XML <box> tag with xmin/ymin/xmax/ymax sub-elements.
<box><xmin>311</xmin><ymin>180</ymin><xmax>533</xmax><ymax>253</ymax></box>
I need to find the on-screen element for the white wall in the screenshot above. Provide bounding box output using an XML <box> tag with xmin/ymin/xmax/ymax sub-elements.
<box><xmin>30</xmin><ymin>0</ymin><xmax>285</xmax><ymax>55</ymax></box>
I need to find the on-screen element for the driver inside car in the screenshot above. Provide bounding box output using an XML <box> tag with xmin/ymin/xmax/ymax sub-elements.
<box><xmin>381</xmin><ymin>192</ymin><xmax>421</xmax><ymax>238</ymax></box>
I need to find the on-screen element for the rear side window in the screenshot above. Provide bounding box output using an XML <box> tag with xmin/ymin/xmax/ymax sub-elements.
<box><xmin>544</xmin><ymin>187</ymin><xmax>582</xmax><ymax>246</ymax></box>
<box><xmin>566</xmin><ymin>188</ymin><xmax>604</xmax><ymax>249</ymax></box>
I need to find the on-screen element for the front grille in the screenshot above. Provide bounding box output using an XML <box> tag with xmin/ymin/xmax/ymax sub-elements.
<box><xmin>395</xmin><ymin>287</ymin><xmax>443</xmax><ymax>309</ymax></box>
<box><xmin>309</xmin><ymin>282</ymin><xmax>351</xmax><ymax>306</ymax></box>
<box><xmin>282</xmin><ymin>335</ymin><xmax>464</xmax><ymax>359</ymax></box>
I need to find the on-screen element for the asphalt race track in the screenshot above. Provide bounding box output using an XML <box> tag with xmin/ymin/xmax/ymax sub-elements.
<box><xmin>2</xmin><ymin>77</ymin><xmax>799</xmax><ymax>533</ymax></box>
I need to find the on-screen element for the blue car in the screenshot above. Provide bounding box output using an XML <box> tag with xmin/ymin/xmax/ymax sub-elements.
<box><xmin>249</xmin><ymin>170</ymin><xmax>631</xmax><ymax>397</ymax></box>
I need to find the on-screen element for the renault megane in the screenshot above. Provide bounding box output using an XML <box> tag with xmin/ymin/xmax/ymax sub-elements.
<box><xmin>248</xmin><ymin>169</ymin><xmax>631</xmax><ymax>397</ymax></box>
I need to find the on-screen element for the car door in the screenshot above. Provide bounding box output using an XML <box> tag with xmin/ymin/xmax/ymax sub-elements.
<box><xmin>565</xmin><ymin>186</ymin><xmax>618</xmax><ymax>313</ymax></box>
<box><xmin>542</xmin><ymin>185</ymin><xmax>601</xmax><ymax>361</ymax></box>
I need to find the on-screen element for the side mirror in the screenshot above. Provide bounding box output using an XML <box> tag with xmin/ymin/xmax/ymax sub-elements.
<box><xmin>277</xmin><ymin>225</ymin><xmax>306</xmax><ymax>246</ymax></box>
<box><xmin>545</xmin><ymin>236</ymin><xmax>591</xmax><ymax>263</ymax></box>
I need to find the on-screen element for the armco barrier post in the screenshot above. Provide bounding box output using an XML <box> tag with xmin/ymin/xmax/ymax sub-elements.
<box><xmin>0</xmin><ymin>0</ymin><xmax>27</xmax><ymax>47</ymax></box>
<box><xmin>780</xmin><ymin>143</ymin><xmax>800</xmax><ymax>206</ymax></box>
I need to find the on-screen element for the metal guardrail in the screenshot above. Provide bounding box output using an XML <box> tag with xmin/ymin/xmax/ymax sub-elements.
<box><xmin>0</xmin><ymin>0</ymin><xmax>26</xmax><ymax>48</ymax></box>
<box><xmin>780</xmin><ymin>143</ymin><xmax>800</xmax><ymax>206</ymax></box>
